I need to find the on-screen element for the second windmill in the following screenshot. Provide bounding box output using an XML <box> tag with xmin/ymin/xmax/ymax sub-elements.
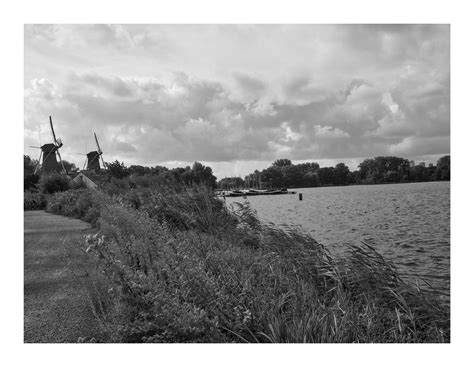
<box><xmin>82</xmin><ymin>132</ymin><xmax>105</xmax><ymax>171</ymax></box>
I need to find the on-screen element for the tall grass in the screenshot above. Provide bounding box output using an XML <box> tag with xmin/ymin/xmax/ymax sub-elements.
<box><xmin>63</xmin><ymin>186</ymin><xmax>449</xmax><ymax>343</ymax></box>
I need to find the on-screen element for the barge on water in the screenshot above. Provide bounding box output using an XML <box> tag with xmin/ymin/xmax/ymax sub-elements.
<box><xmin>218</xmin><ymin>188</ymin><xmax>297</xmax><ymax>197</ymax></box>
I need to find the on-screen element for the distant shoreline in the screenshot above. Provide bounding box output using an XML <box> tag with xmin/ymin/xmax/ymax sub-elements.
<box><xmin>217</xmin><ymin>179</ymin><xmax>450</xmax><ymax>192</ymax></box>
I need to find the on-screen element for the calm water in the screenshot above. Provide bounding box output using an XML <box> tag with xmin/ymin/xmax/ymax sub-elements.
<box><xmin>227</xmin><ymin>182</ymin><xmax>450</xmax><ymax>296</ymax></box>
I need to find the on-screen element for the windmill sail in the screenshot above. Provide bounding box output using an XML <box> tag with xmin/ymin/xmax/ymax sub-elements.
<box><xmin>49</xmin><ymin>116</ymin><xmax>57</xmax><ymax>143</ymax></box>
<box><xmin>94</xmin><ymin>132</ymin><xmax>102</xmax><ymax>153</ymax></box>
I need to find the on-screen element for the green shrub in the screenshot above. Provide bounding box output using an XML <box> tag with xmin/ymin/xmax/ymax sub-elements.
<box><xmin>24</xmin><ymin>191</ymin><xmax>47</xmax><ymax>210</ymax></box>
<box><xmin>39</xmin><ymin>172</ymin><xmax>70</xmax><ymax>194</ymax></box>
<box><xmin>47</xmin><ymin>188</ymin><xmax>102</xmax><ymax>225</ymax></box>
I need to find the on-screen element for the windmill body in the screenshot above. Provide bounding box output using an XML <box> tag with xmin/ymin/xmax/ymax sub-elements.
<box><xmin>86</xmin><ymin>150</ymin><xmax>101</xmax><ymax>171</ymax></box>
<box><xmin>31</xmin><ymin>116</ymin><xmax>66</xmax><ymax>175</ymax></box>
<box><xmin>40</xmin><ymin>143</ymin><xmax>61</xmax><ymax>173</ymax></box>
<box><xmin>73</xmin><ymin>132</ymin><xmax>107</xmax><ymax>189</ymax></box>
<box><xmin>85</xmin><ymin>132</ymin><xmax>105</xmax><ymax>171</ymax></box>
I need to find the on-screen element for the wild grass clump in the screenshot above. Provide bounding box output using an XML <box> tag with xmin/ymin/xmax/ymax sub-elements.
<box><xmin>24</xmin><ymin>191</ymin><xmax>47</xmax><ymax>210</ymax></box>
<box><xmin>74</xmin><ymin>190</ymin><xmax>449</xmax><ymax>343</ymax></box>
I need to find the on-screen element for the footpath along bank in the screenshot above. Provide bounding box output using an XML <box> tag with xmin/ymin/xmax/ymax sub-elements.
<box><xmin>24</xmin><ymin>210</ymin><xmax>101</xmax><ymax>342</ymax></box>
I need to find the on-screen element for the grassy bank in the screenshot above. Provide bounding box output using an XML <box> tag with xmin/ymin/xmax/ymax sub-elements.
<box><xmin>43</xmin><ymin>186</ymin><xmax>449</xmax><ymax>342</ymax></box>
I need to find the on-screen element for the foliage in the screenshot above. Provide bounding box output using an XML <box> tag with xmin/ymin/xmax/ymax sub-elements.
<box><xmin>24</xmin><ymin>173</ymin><xmax>40</xmax><ymax>191</ymax></box>
<box><xmin>62</xmin><ymin>160</ymin><xmax>78</xmax><ymax>174</ymax></box>
<box><xmin>228</xmin><ymin>155</ymin><xmax>451</xmax><ymax>189</ymax></box>
<box><xmin>66</xmin><ymin>188</ymin><xmax>449</xmax><ymax>343</ymax></box>
<box><xmin>103</xmin><ymin>160</ymin><xmax>217</xmax><ymax>189</ymax></box>
<box><xmin>39</xmin><ymin>172</ymin><xmax>71</xmax><ymax>194</ymax></box>
<box><xmin>218</xmin><ymin>177</ymin><xmax>245</xmax><ymax>190</ymax></box>
<box><xmin>105</xmin><ymin>160</ymin><xmax>130</xmax><ymax>180</ymax></box>
<box><xmin>24</xmin><ymin>154</ymin><xmax>38</xmax><ymax>175</ymax></box>
<box><xmin>24</xmin><ymin>191</ymin><xmax>47</xmax><ymax>210</ymax></box>
<box><xmin>272</xmin><ymin>158</ymin><xmax>292</xmax><ymax>167</ymax></box>
<box><xmin>28</xmin><ymin>155</ymin><xmax>449</xmax><ymax>343</ymax></box>
<box><xmin>189</xmin><ymin>162</ymin><xmax>217</xmax><ymax>188</ymax></box>
<box><xmin>47</xmin><ymin>189</ymin><xmax>102</xmax><ymax>225</ymax></box>
<box><xmin>434</xmin><ymin>155</ymin><xmax>450</xmax><ymax>181</ymax></box>
<box><xmin>24</xmin><ymin>155</ymin><xmax>40</xmax><ymax>190</ymax></box>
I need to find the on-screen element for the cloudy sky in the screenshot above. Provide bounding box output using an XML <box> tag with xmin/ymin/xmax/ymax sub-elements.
<box><xmin>24</xmin><ymin>24</ymin><xmax>450</xmax><ymax>178</ymax></box>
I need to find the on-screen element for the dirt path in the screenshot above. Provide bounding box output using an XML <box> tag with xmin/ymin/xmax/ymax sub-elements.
<box><xmin>24</xmin><ymin>211</ymin><xmax>102</xmax><ymax>343</ymax></box>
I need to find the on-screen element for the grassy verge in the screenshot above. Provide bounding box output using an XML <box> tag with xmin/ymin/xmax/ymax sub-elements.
<box><xmin>46</xmin><ymin>186</ymin><xmax>450</xmax><ymax>343</ymax></box>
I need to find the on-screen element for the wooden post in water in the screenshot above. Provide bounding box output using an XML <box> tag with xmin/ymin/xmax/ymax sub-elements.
<box><xmin>299</xmin><ymin>193</ymin><xmax>303</xmax><ymax>201</ymax></box>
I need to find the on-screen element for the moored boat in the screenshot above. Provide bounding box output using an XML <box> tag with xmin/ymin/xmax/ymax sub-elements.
<box><xmin>220</xmin><ymin>188</ymin><xmax>297</xmax><ymax>197</ymax></box>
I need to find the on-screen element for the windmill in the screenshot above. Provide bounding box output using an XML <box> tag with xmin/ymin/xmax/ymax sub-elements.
<box><xmin>30</xmin><ymin>116</ymin><xmax>67</xmax><ymax>174</ymax></box>
<box><xmin>82</xmin><ymin>132</ymin><xmax>105</xmax><ymax>171</ymax></box>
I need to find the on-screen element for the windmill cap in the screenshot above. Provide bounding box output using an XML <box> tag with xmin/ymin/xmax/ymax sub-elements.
<box><xmin>41</xmin><ymin>143</ymin><xmax>57</xmax><ymax>151</ymax></box>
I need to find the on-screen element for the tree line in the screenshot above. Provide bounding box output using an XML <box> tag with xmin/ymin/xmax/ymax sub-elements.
<box><xmin>24</xmin><ymin>154</ymin><xmax>450</xmax><ymax>192</ymax></box>
<box><xmin>217</xmin><ymin>155</ymin><xmax>450</xmax><ymax>190</ymax></box>
<box><xmin>24</xmin><ymin>156</ymin><xmax>218</xmax><ymax>190</ymax></box>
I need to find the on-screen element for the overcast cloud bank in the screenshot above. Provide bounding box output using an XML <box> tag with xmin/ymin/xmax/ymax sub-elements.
<box><xmin>24</xmin><ymin>24</ymin><xmax>449</xmax><ymax>178</ymax></box>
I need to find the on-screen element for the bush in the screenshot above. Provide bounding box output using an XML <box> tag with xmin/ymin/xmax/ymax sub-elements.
<box><xmin>24</xmin><ymin>191</ymin><xmax>47</xmax><ymax>210</ymax></box>
<box><xmin>39</xmin><ymin>172</ymin><xmax>70</xmax><ymax>194</ymax></box>
<box><xmin>24</xmin><ymin>173</ymin><xmax>39</xmax><ymax>191</ymax></box>
<box><xmin>47</xmin><ymin>189</ymin><xmax>102</xmax><ymax>226</ymax></box>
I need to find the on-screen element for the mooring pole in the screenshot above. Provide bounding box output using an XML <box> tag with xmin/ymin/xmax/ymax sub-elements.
<box><xmin>299</xmin><ymin>193</ymin><xmax>303</xmax><ymax>201</ymax></box>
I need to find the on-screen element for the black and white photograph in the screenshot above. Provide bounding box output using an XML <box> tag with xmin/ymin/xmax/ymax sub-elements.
<box><xmin>5</xmin><ymin>0</ymin><xmax>474</xmax><ymax>364</ymax></box>
<box><xmin>23</xmin><ymin>23</ymin><xmax>451</xmax><ymax>344</ymax></box>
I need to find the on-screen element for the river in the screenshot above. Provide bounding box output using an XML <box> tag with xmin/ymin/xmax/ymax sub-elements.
<box><xmin>226</xmin><ymin>181</ymin><xmax>450</xmax><ymax>297</ymax></box>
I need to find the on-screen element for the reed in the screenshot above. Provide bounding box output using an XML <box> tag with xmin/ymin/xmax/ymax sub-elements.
<box><xmin>56</xmin><ymin>186</ymin><xmax>449</xmax><ymax>342</ymax></box>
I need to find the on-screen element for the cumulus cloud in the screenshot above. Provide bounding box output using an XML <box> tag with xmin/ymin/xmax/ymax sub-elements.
<box><xmin>24</xmin><ymin>24</ymin><xmax>450</xmax><ymax>177</ymax></box>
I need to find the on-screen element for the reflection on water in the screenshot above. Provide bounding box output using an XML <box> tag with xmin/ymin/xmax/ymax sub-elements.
<box><xmin>227</xmin><ymin>181</ymin><xmax>450</xmax><ymax>296</ymax></box>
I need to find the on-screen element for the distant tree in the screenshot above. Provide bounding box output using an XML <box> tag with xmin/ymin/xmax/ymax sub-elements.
<box><xmin>358</xmin><ymin>158</ymin><xmax>379</xmax><ymax>184</ymax></box>
<box><xmin>434</xmin><ymin>155</ymin><xmax>450</xmax><ymax>180</ymax></box>
<box><xmin>62</xmin><ymin>160</ymin><xmax>78</xmax><ymax>173</ymax></box>
<box><xmin>129</xmin><ymin>165</ymin><xmax>150</xmax><ymax>176</ymax></box>
<box><xmin>281</xmin><ymin>164</ymin><xmax>304</xmax><ymax>187</ymax></box>
<box><xmin>272</xmin><ymin>159</ymin><xmax>292</xmax><ymax>167</ymax></box>
<box><xmin>191</xmin><ymin>162</ymin><xmax>217</xmax><ymax>188</ymax></box>
<box><xmin>244</xmin><ymin>170</ymin><xmax>262</xmax><ymax>188</ymax></box>
<box><xmin>347</xmin><ymin>171</ymin><xmax>358</xmax><ymax>185</ymax></box>
<box><xmin>333</xmin><ymin>163</ymin><xmax>350</xmax><ymax>185</ymax></box>
<box><xmin>218</xmin><ymin>177</ymin><xmax>245</xmax><ymax>190</ymax></box>
<box><xmin>384</xmin><ymin>170</ymin><xmax>402</xmax><ymax>183</ymax></box>
<box><xmin>426</xmin><ymin>163</ymin><xmax>437</xmax><ymax>181</ymax></box>
<box><xmin>356</xmin><ymin>156</ymin><xmax>410</xmax><ymax>184</ymax></box>
<box><xmin>24</xmin><ymin>155</ymin><xmax>37</xmax><ymax>175</ymax></box>
<box><xmin>409</xmin><ymin>165</ymin><xmax>426</xmax><ymax>182</ymax></box>
<box><xmin>105</xmin><ymin>160</ymin><xmax>130</xmax><ymax>179</ymax></box>
<box><xmin>170</xmin><ymin>167</ymin><xmax>187</xmax><ymax>183</ymax></box>
<box><xmin>298</xmin><ymin>162</ymin><xmax>320</xmax><ymax>172</ymax></box>
<box><xmin>39</xmin><ymin>172</ymin><xmax>70</xmax><ymax>194</ymax></box>
<box><xmin>302</xmin><ymin>171</ymin><xmax>320</xmax><ymax>187</ymax></box>
<box><xmin>261</xmin><ymin>165</ymin><xmax>285</xmax><ymax>188</ymax></box>
<box><xmin>150</xmin><ymin>165</ymin><xmax>169</xmax><ymax>176</ymax></box>
<box><xmin>318</xmin><ymin>167</ymin><xmax>335</xmax><ymax>185</ymax></box>
<box><xmin>24</xmin><ymin>155</ymin><xmax>39</xmax><ymax>190</ymax></box>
